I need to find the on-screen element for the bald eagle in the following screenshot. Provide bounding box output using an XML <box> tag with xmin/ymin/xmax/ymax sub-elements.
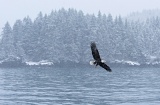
<box><xmin>90</xmin><ymin>42</ymin><xmax>112</xmax><ymax>72</ymax></box>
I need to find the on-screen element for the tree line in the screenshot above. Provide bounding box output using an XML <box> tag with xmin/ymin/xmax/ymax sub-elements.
<box><xmin>0</xmin><ymin>8</ymin><xmax>160</xmax><ymax>65</ymax></box>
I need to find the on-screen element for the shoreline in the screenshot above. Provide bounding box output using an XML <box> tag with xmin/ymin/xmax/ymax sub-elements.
<box><xmin>0</xmin><ymin>62</ymin><xmax>160</xmax><ymax>68</ymax></box>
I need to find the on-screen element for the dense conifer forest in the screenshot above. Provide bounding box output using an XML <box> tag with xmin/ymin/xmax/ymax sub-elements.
<box><xmin>1</xmin><ymin>8</ymin><xmax>160</xmax><ymax>66</ymax></box>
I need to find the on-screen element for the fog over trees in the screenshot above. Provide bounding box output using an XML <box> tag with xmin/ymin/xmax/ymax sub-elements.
<box><xmin>1</xmin><ymin>8</ymin><xmax>160</xmax><ymax>66</ymax></box>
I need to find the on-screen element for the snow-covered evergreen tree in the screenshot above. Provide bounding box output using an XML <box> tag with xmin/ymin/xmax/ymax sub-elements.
<box><xmin>0</xmin><ymin>22</ymin><xmax>16</xmax><ymax>60</ymax></box>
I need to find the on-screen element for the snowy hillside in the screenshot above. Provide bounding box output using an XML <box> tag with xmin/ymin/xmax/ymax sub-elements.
<box><xmin>126</xmin><ymin>9</ymin><xmax>160</xmax><ymax>22</ymax></box>
<box><xmin>0</xmin><ymin>8</ymin><xmax>160</xmax><ymax>66</ymax></box>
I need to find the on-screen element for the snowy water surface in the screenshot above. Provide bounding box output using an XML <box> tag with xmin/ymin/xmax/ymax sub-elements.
<box><xmin>0</xmin><ymin>66</ymin><xmax>160</xmax><ymax>105</ymax></box>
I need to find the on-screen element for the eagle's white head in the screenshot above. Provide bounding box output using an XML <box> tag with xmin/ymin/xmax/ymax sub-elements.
<box><xmin>89</xmin><ymin>60</ymin><xmax>95</xmax><ymax>65</ymax></box>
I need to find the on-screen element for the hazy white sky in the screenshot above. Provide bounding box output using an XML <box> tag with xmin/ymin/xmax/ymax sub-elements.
<box><xmin>1</xmin><ymin>0</ymin><xmax>160</xmax><ymax>32</ymax></box>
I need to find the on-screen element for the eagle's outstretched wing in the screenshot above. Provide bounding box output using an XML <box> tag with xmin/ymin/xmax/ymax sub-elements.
<box><xmin>99</xmin><ymin>62</ymin><xmax>112</xmax><ymax>72</ymax></box>
<box><xmin>90</xmin><ymin>42</ymin><xmax>101</xmax><ymax>61</ymax></box>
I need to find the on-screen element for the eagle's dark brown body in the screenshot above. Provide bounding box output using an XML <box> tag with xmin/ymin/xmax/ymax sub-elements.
<box><xmin>90</xmin><ymin>42</ymin><xmax>111</xmax><ymax>72</ymax></box>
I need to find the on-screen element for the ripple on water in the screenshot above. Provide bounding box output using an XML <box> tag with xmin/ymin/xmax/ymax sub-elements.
<box><xmin>0</xmin><ymin>67</ymin><xmax>160</xmax><ymax>104</ymax></box>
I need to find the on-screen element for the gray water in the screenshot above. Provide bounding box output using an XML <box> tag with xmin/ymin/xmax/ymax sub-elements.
<box><xmin>0</xmin><ymin>67</ymin><xmax>160</xmax><ymax>105</ymax></box>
